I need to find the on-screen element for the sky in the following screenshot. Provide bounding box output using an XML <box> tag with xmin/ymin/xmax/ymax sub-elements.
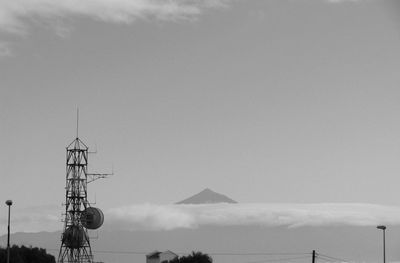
<box><xmin>2</xmin><ymin>0</ymin><xmax>400</xmax><ymax>235</ymax></box>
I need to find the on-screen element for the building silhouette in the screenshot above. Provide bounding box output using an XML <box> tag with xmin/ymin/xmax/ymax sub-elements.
<box><xmin>146</xmin><ymin>251</ymin><xmax>178</xmax><ymax>263</ymax></box>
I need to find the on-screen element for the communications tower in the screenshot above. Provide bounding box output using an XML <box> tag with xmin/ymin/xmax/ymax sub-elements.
<box><xmin>58</xmin><ymin>129</ymin><xmax>109</xmax><ymax>263</ymax></box>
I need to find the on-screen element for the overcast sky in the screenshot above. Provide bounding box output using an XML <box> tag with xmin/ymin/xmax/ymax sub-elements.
<box><xmin>1</xmin><ymin>0</ymin><xmax>400</xmax><ymax>233</ymax></box>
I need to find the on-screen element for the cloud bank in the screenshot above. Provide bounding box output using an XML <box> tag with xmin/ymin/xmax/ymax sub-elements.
<box><xmin>2</xmin><ymin>202</ymin><xmax>398</xmax><ymax>235</ymax></box>
<box><xmin>0</xmin><ymin>204</ymin><xmax>60</xmax><ymax>235</ymax></box>
<box><xmin>106</xmin><ymin>203</ymin><xmax>400</xmax><ymax>231</ymax></box>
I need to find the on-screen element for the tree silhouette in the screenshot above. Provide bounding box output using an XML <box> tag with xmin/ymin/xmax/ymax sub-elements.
<box><xmin>0</xmin><ymin>245</ymin><xmax>55</xmax><ymax>263</ymax></box>
<box><xmin>167</xmin><ymin>251</ymin><xmax>212</xmax><ymax>263</ymax></box>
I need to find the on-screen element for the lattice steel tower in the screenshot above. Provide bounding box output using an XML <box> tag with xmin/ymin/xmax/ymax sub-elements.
<box><xmin>58</xmin><ymin>125</ymin><xmax>109</xmax><ymax>263</ymax></box>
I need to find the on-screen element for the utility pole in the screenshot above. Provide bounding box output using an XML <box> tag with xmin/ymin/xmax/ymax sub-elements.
<box><xmin>6</xmin><ymin>200</ymin><xmax>13</xmax><ymax>263</ymax></box>
<box><xmin>377</xmin><ymin>225</ymin><xmax>386</xmax><ymax>263</ymax></box>
<box><xmin>312</xmin><ymin>250</ymin><xmax>316</xmax><ymax>263</ymax></box>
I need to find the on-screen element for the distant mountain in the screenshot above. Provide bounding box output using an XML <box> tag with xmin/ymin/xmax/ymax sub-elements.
<box><xmin>176</xmin><ymin>188</ymin><xmax>237</xmax><ymax>204</ymax></box>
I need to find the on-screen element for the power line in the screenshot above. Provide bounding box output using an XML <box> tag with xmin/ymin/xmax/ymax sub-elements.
<box><xmin>210</xmin><ymin>253</ymin><xmax>310</xmax><ymax>256</ymax></box>
<box><xmin>317</xmin><ymin>253</ymin><xmax>349</xmax><ymax>263</ymax></box>
<box><xmin>47</xmin><ymin>248</ymin><xmax>310</xmax><ymax>257</ymax></box>
<box><xmin>316</xmin><ymin>256</ymin><xmax>336</xmax><ymax>263</ymax></box>
<box><xmin>92</xmin><ymin>250</ymin><xmax>149</xmax><ymax>255</ymax></box>
<box><xmin>47</xmin><ymin>247</ymin><xmax>351</xmax><ymax>263</ymax></box>
<box><xmin>244</xmin><ymin>256</ymin><xmax>310</xmax><ymax>263</ymax></box>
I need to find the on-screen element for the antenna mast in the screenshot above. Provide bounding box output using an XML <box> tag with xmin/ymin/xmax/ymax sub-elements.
<box><xmin>76</xmin><ymin>108</ymin><xmax>79</xmax><ymax>139</ymax></box>
<box><xmin>58</xmin><ymin>115</ymin><xmax>111</xmax><ymax>263</ymax></box>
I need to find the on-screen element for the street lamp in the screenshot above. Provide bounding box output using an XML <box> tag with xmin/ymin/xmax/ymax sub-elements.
<box><xmin>377</xmin><ymin>225</ymin><xmax>386</xmax><ymax>263</ymax></box>
<box><xmin>5</xmin><ymin>200</ymin><xmax>12</xmax><ymax>263</ymax></box>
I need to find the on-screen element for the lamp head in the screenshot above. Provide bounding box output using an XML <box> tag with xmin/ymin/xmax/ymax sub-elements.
<box><xmin>5</xmin><ymin>200</ymin><xmax>12</xmax><ymax>206</ymax></box>
<box><xmin>377</xmin><ymin>225</ymin><xmax>386</xmax><ymax>230</ymax></box>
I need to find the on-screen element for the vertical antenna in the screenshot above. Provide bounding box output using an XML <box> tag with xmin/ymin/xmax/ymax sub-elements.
<box><xmin>59</xmin><ymin>115</ymin><xmax>110</xmax><ymax>263</ymax></box>
<box><xmin>76</xmin><ymin>108</ymin><xmax>79</xmax><ymax>139</ymax></box>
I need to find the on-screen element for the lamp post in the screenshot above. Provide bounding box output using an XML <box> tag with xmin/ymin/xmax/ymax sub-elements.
<box><xmin>5</xmin><ymin>200</ymin><xmax>12</xmax><ymax>263</ymax></box>
<box><xmin>377</xmin><ymin>225</ymin><xmax>386</xmax><ymax>263</ymax></box>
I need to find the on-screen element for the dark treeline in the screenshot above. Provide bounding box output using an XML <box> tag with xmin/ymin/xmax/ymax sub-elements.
<box><xmin>167</xmin><ymin>252</ymin><xmax>212</xmax><ymax>263</ymax></box>
<box><xmin>0</xmin><ymin>245</ymin><xmax>55</xmax><ymax>263</ymax></box>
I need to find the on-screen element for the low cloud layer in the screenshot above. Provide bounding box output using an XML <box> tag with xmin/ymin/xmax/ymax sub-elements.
<box><xmin>2</xmin><ymin>202</ymin><xmax>398</xmax><ymax>235</ymax></box>
<box><xmin>0</xmin><ymin>204</ymin><xmax>60</xmax><ymax>235</ymax></box>
<box><xmin>106</xmin><ymin>203</ymin><xmax>400</xmax><ymax>231</ymax></box>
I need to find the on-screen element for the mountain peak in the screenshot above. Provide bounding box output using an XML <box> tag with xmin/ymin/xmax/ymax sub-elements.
<box><xmin>200</xmin><ymin>188</ymin><xmax>214</xmax><ymax>194</ymax></box>
<box><xmin>176</xmin><ymin>188</ymin><xmax>237</xmax><ymax>204</ymax></box>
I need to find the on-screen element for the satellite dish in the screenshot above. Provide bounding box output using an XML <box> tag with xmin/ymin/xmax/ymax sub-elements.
<box><xmin>62</xmin><ymin>225</ymin><xmax>87</xmax><ymax>248</ymax></box>
<box><xmin>82</xmin><ymin>207</ymin><xmax>104</xmax><ymax>230</ymax></box>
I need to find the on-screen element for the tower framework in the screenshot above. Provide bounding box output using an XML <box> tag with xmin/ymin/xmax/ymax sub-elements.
<box><xmin>58</xmin><ymin>137</ymin><xmax>107</xmax><ymax>263</ymax></box>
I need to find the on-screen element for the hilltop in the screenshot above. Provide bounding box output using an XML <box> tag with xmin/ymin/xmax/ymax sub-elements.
<box><xmin>176</xmin><ymin>188</ymin><xmax>237</xmax><ymax>204</ymax></box>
